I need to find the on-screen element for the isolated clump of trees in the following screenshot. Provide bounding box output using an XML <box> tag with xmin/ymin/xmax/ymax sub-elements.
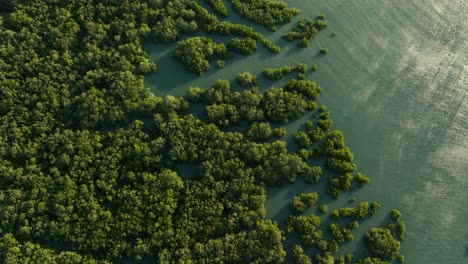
<box><xmin>263</xmin><ymin>64</ymin><xmax>308</xmax><ymax>80</ymax></box>
<box><xmin>237</xmin><ymin>72</ymin><xmax>258</xmax><ymax>86</ymax></box>
<box><xmin>282</xmin><ymin>17</ymin><xmax>328</xmax><ymax>47</ymax></box>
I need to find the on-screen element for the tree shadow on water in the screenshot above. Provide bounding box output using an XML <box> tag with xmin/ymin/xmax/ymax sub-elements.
<box><xmin>285</xmin><ymin>44</ymin><xmax>304</xmax><ymax>57</ymax></box>
<box><xmin>265</xmin><ymin>168</ymin><xmax>341</xmax><ymax>227</ymax></box>
<box><xmin>144</xmin><ymin>48</ymin><xmax>198</xmax><ymax>97</ymax></box>
<box><xmin>144</xmin><ymin>39</ymin><xmax>246</xmax><ymax>97</ymax></box>
<box><xmin>351</xmin><ymin>236</ymin><xmax>370</xmax><ymax>261</ymax></box>
<box><xmin>465</xmin><ymin>232</ymin><xmax>468</xmax><ymax>257</ymax></box>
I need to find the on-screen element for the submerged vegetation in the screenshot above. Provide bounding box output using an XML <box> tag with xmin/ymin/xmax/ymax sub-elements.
<box><xmin>0</xmin><ymin>0</ymin><xmax>405</xmax><ymax>263</ymax></box>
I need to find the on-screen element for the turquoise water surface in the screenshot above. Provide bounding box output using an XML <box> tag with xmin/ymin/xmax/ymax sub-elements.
<box><xmin>145</xmin><ymin>1</ymin><xmax>468</xmax><ymax>263</ymax></box>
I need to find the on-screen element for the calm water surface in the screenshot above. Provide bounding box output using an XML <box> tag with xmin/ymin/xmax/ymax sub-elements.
<box><xmin>145</xmin><ymin>1</ymin><xmax>468</xmax><ymax>263</ymax></box>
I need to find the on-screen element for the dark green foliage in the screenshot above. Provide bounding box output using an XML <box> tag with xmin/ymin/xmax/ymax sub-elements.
<box><xmin>263</xmin><ymin>64</ymin><xmax>310</xmax><ymax>80</ymax></box>
<box><xmin>300</xmin><ymin>193</ymin><xmax>319</xmax><ymax>206</ymax></box>
<box><xmin>329</xmin><ymin>223</ymin><xmax>346</xmax><ymax>243</ymax></box>
<box><xmin>322</xmin><ymin>131</ymin><xmax>357</xmax><ymax>174</ymax></box>
<box><xmin>282</xmin><ymin>17</ymin><xmax>328</xmax><ymax>47</ymax></box>
<box><xmin>365</xmin><ymin>228</ymin><xmax>401</xmax><ymax>260</ymax></box>
<box><xmin>312</xmin><ymin>64</ymin><xmax>319</xmax><ymax>71</ymax></box>
<box><xmin>315</xmin><ymin>20</ymin><xmax>328</xmax><ymax>30</ymax></box>
<box><xmin>282</xmin><ymin>31</ymin><xmax>301</xmax><ymax>41</ymax></box>
<box><xmin>287</xmin><ymin>215</ymin><xmax>323</xmax><ymax>246</ymax></box>
<box><xmin>319</xmin><ymin>204</ymin><xmax>328</xmax><ymax>213</ymax></box>
<box><xmin>293</xmin><ymin>131</ymin><xmax>313</xmax><ymax>148</ymax></box>
<box><xmin>272</xmin><ymin>127</ymin><xmax>287</xmax><ymax>137</ymax></box>
<box><xmin>326</xmin><ymin>240</ymin><xmax>339</xmax><ymax>253</ymax></box>
<box><xmin>187</xmin><ymin>78</ymin><xmax>318</xmax><ymax>125</ymax></box>
<box><xmin>330</xmin><ymin>202</ymin><xmax>371</xmax><ymax>221</ymax></box>
<box><xmin>304</xmin><ymin>166</ymin><xmax>323</xmax><ymax>183</ymax></box>
<box><xmin>328</xmin><ymin>173</ymin><xmax>353</xmax><ymax>198</ymax></box>
<box><xmin>289</xmin><ymin>192</ymin><xmax>319</xmax><ymax>213</ymax></box>
<box><xmin>388</xmin><ymin>210</ymin><xmax>406</xmax><ymax>240</ymax></box>
<box><xmin>284</xmin><ymin>79</ymin><xmax>320</xmax><ymax>99</ymax></box>
<box><xmin>391</xmin><ymin>209</ymin><xmax>402</xmax><ymax>221</ymax></box>
<box><xmin>231</xmin><ymin>0</ymin><xmax>300</xmax><ymax>30</ymax></box>
<box><xmin>0</xmin><ymin>234</ymin><xmax>101</xmax><ymax>263</ymax></box>
<box><xmin>329</xmin><ymin>223</ymin><xmax>354</xmax><ymax>243</ymax></box>
<box><xmin>228</xmin><ymin>37</ymin><xmax>257</xmax><ymax>55</ymax></box>
<box><xmin>217</xmin><ymin>60</ymin><xmax>225</xmax><ymax>68</ymax></box>
<box><xmin>370</xmin><ymin>202</ymin><xmax>382</xmax><ymax>215</ymax></box>
<box><xmin>261</xmin><ymin>88</ymin><xmax>311</xmax><ymax>123</ymax></box>
<box><xmin>305</xmin><ymin>121</ymin><xmax>314</xmax><ymax>131</ymax></box>
<box><xmin>296</xmin><ymin>63</ymin><xmax>308</xmax><ymax>73</ymax></box>
<box><xmin>347</xmin><ymin>221</ymin><xmax>360</xmax><ymax>230</ymax></box>
<box><xmin>200</xmin><ymin>19</ymin><xmax>280</xmax><ymax>53</ymax></box>
<box><xmin>296</xmin><ymin>149</ymin><xmax>312</xmax><ymax>160</ymax></box>
<box><xmin>355</xmin><ymin>172</ymin><xmax>370</xmax><ymax>186</ymax></box>
<box><xmin>246</xmin><ymin>122</ymin><xmax>272</xmax><ymax>141</ymax></box>
<box><xmin>292</xmin><ymin>244</ymin><xmax>312</xmax><ymax>264</ymax></box>
<box><xmin>0</xmin><ymin>122</ymin><xmax>183</xmax><ymax>260</ymax></box>
<box><xmin>320</xmin><ymin>48</ymin><xmax>329</xmax><ymax>54</ymax></box>
<box><xmin>343</xmin><ymin>228</ymin><xmax>354</xmax><ymax>242</ymax></box>
<box><xmin>336</xmin><ymin>254</ymin><xmax>354</xmax><ymax>264</ymax></box>
<box><xmin>237</xmin><ymin>72</ymin><xmax>258</xmax><ymax>86</ymax></box>
<box><xmin>290</xmin><ymin>196</ymin><xmax>308</xmax><ymax>214</ymax></box>
<box><xmin>206</xmin><ymin>103</ymin><xmax>241</xmax><ymax>126</ymax></box>
<box><xmin>317</xmin><ymin>110</ymin><xmax>333</xmax><ymax>131</ymax></box>
<box><xmin>0</xmin><ymin>1</ymin><xmax>298</xmax><ymax>260</ymax></box>
<box><xmin>309</xmin><ymin>127</ymin><xmax>325</xmax><ymax>142</ymax></box>
<box><xmin>356</xmin><ymin>258</ymin><xmax>389</xmax><ymax>264</ymax></box>
<box><xmin>186</xmin><ymin>87</ymin><xmax>206</xmax><ymax>103</ymax></box>
<box><xmin>185</xmin><ymin>220</ymin><xmax>287</xmax><ymax>263</ymax></box>
<box><xmin>151</xmin><ymin>0</ymin><xmax>282</xmax><ymax>54</ymax></box>
<box><xmin>174</xmin><ymin>37</ymin><xmax>229</xmax><ymax>75</ymax></box>
<box><xmin>263</xmin><ymin>66</ymin><xmax>295</xmax><ymax>80</ymax></box>
<box><xmin>203</xmin><ymin>79</ymin><xmax>234</xmax><ymax>104</ymax></box>
<box><xmin>204</xmin><ymin>0</ymin><xmax>228</xmax><ymax>17</ymax></box>
<box><xmin>315</xmin><ymin>252</ymin><xmax>335</xmax><ymax>264</ymax></box>
<box><xmin>395</xmin><ymin>221</ymin><xmax>406</xmax><ymax>240</ymax></box>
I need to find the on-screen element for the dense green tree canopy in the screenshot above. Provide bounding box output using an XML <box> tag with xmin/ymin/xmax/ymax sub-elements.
<box><xmin>174</xmin><ymin>37</ymin><xmax>229</xmax><ymax>75</ymax></box>
<box><xmin>365</xmin><ymin>228</ymin><xmax>401</xmax><ymax>260</ymax></box>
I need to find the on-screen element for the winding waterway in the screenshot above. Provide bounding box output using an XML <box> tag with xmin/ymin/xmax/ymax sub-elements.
<box><xmin>145</xmin><ymin>1</ymin><xmax>468</xmax><ymax>263</ymax></box>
